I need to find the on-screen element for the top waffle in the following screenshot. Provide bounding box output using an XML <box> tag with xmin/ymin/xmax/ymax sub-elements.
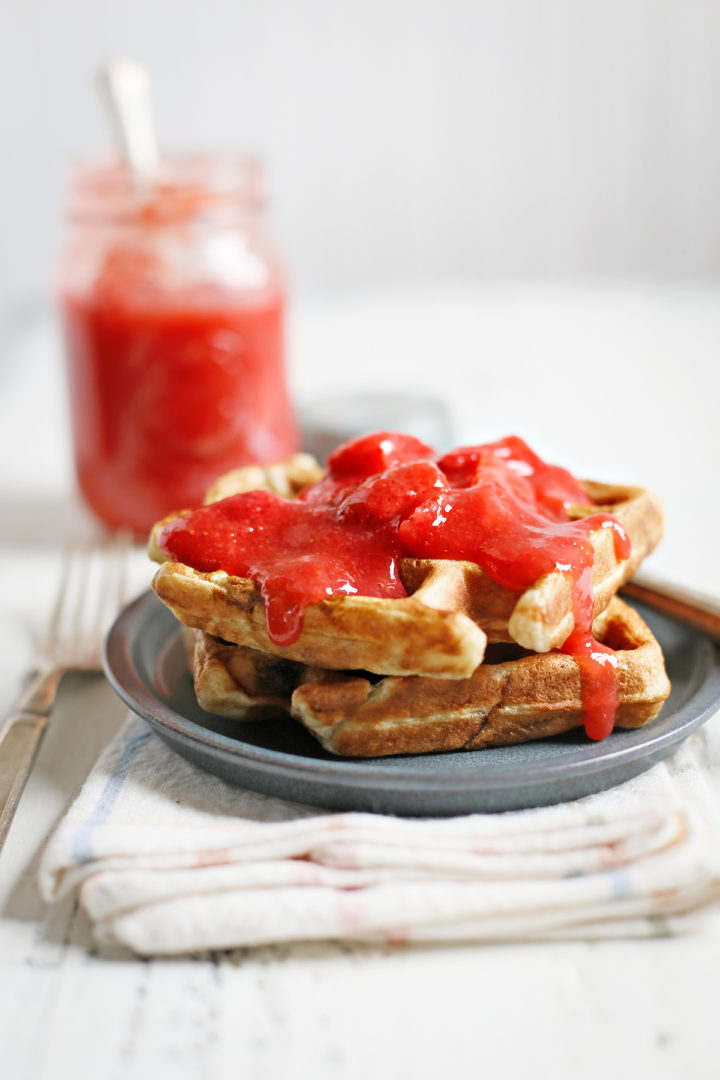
<box><xmin>149</xmin><ymin>443</ymin><xmax>664</xmax><ymax>679</ymax></box>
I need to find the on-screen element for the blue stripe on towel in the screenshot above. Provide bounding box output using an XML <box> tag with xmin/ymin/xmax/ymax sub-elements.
<box><xmin>72</xmin><ymin>729</ymin><xmax>151</xmax><ymax>863</ymax></box>
<box><xmin>609</xmin><ymin>868</ymin><xmax>631</xmax><ymax>899</ymax></box>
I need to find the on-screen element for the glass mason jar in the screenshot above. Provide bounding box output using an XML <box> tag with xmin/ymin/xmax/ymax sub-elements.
<box><xmin>57</xmin><ymin>152</ymin><xmax>298</xmax><ymax>535</ymax></box>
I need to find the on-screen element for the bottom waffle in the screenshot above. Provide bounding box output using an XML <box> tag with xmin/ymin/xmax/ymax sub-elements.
<box><xmin>186</xmin><ymin>599</ymin><xmax>671</xmax><ymax>758</ymax></box>
<box><xmin>184</xmin><ymin>628</ymin><xmax>300</xmax><ymax>721</ymax></box>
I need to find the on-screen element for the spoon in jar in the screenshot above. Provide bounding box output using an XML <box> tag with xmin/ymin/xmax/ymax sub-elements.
<box><xmin>98</xmin><ymin>58</ymin><xmax>159</xmax><ymax>185</ymax></box>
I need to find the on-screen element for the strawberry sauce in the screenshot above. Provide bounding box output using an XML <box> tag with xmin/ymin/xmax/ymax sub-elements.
<box><xmin>158</xmin><ymin>432</ymin><xmax>631</xmax><ymax>739</ymax></box>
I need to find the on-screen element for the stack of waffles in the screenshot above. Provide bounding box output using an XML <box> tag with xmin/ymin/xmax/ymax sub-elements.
<box><xmin>149</xmin><ymin>450</ymin><xmax>671</xmax><ymax>757</ymax></box>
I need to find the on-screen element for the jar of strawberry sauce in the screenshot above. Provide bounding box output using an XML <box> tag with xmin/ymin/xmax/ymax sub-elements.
<box><xmin>58</xmin><ymin>153</ymin><xmax>298</xmax><ymax>534</ymax></box>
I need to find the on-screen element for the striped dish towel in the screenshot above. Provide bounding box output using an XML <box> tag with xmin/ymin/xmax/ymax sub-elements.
<box><xmin>39</xmin><ymin>714</ymin><xmax>720</xmax><ymax>955</ymax></box>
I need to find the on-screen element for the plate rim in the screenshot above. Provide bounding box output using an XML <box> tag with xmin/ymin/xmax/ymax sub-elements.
<box><xmin>103</xmin><ymin>590</ymin><xmax>720</xmax><ymax>795</ymax></box>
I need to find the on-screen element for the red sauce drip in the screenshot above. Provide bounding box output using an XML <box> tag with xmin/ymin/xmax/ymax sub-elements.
<box><xmin>159</xmin><ymin>432</ymin><xmax>632</xmax><ymax>739</ymax></box>
<box><xmin>562</xmin><ymin>628</ymin><xmax>619</xmax><ymax>741</ymax></box>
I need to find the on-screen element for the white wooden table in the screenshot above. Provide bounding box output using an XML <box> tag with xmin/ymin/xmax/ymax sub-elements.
<box><xmin>2</xmin><ymin>285</ymin><xmax>720</xmax><ymax>1079</ymax></box>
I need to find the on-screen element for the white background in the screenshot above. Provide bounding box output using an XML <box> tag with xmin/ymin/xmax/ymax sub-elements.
<box><xmin>3</xmin><ymin>0</ymin><xmax>720</xmax><ymax>334</ymax></box>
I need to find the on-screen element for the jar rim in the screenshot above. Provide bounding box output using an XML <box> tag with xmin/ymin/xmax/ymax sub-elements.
<box><xmin>67</xmin><ymin>150</ymin><xmax>265</xmax><ymax>225</ymax></box>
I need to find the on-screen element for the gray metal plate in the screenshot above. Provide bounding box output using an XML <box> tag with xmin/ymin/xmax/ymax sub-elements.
<box><xmin>103</xmin><ymin>591</ymin><xmax>720</xmax><ymax>816</ymax></box>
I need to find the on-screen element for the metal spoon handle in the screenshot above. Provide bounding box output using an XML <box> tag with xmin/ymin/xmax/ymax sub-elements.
<box><xmin>622</xmin><ymin>573</ymin><xmax>720</xmax><ymax>644</ymax></box>
<box><xmin>98</xmin><ymin>58</ymin><xmax>159</xmax><ymax>183</ymax></box>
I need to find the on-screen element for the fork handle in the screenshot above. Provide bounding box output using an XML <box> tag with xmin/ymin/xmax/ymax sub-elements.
<box><xmin>622</xmin><ymin>572</ymin><xmax>720</xmax><ymax>644</ymax></box>
<box><xmin>0</xmin><ymin>711</ymin><xmax>49</xmax><ymax>854</ymax></box>
<box><xmin>0</xmin><ymin>668</ymin><xmax>61</xmax><ymax>857</ymax></box>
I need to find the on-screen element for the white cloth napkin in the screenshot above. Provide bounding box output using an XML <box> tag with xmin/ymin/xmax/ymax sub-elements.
<box><xmin>39</xmin><ymin>714</ymin><xmax>720</xmax><ymax>955</ymax></box>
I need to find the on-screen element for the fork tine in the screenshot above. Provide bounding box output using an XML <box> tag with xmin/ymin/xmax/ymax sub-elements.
<box><xmin>114</xmin><ymin>528</ymin><xmax>134</xmax><ymax>610</ymax></box>
<box><xmin>42</xmin><ymin>548</ymin><xmax>71</xmax><ymax>653</ymax></box>
<box><xmin>42</xmin><ymin>545</ymin><xmax>82</xmax><ymax>655</ymax></box>
<box><xmin>42</xmin><ymin>533</ymin><xmax>133</xmax><ymax>668</ymax></box>
<box><xmin>81</xmin><ymin>541</ymin><xmax>103</xmax><ymax>657</ymax></box>
<box><xmin>69</xmin><ymin>543</ymin><xmax>92</xmax><ymax>657</ymax></box>
<box><xmin>86</xmin><ymin>530</ymin><xmax>133</xmax><ymax>650</ymax></box>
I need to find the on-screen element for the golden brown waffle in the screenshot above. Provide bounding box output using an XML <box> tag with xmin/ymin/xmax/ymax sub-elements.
<box><xmin>154</xmin><ymin>559</ymin><xmax>489</xmax><ymax>678</ymax></box>
<box><xmin>150</xmin><ymin>458</ymin><xmax>664</xmax><ymax>674</ymax></box>
<box><xmin>185</xmin><ymin>628</ymin><xmax>302</xmax><ymax>720</ymax></box>
<box><xmin>203</xmin><ymin>453</ymin><xmax>325</xmax><ymax>504</ymax></box>
<box><xmin>185</xmin><ymin>599</ymin><xmax>670</xmax><ymax>756</ymax></box>
<box><xmin>290</xmin><ymin>599</ymin><xmax>671</xmax><ymax>757</ymax></box>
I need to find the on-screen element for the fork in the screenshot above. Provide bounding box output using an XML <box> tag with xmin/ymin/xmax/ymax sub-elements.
<box><xmin>0</xmin><ymin>533</ymin><xmax>132</xmax><ymax>855</ymax></box>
